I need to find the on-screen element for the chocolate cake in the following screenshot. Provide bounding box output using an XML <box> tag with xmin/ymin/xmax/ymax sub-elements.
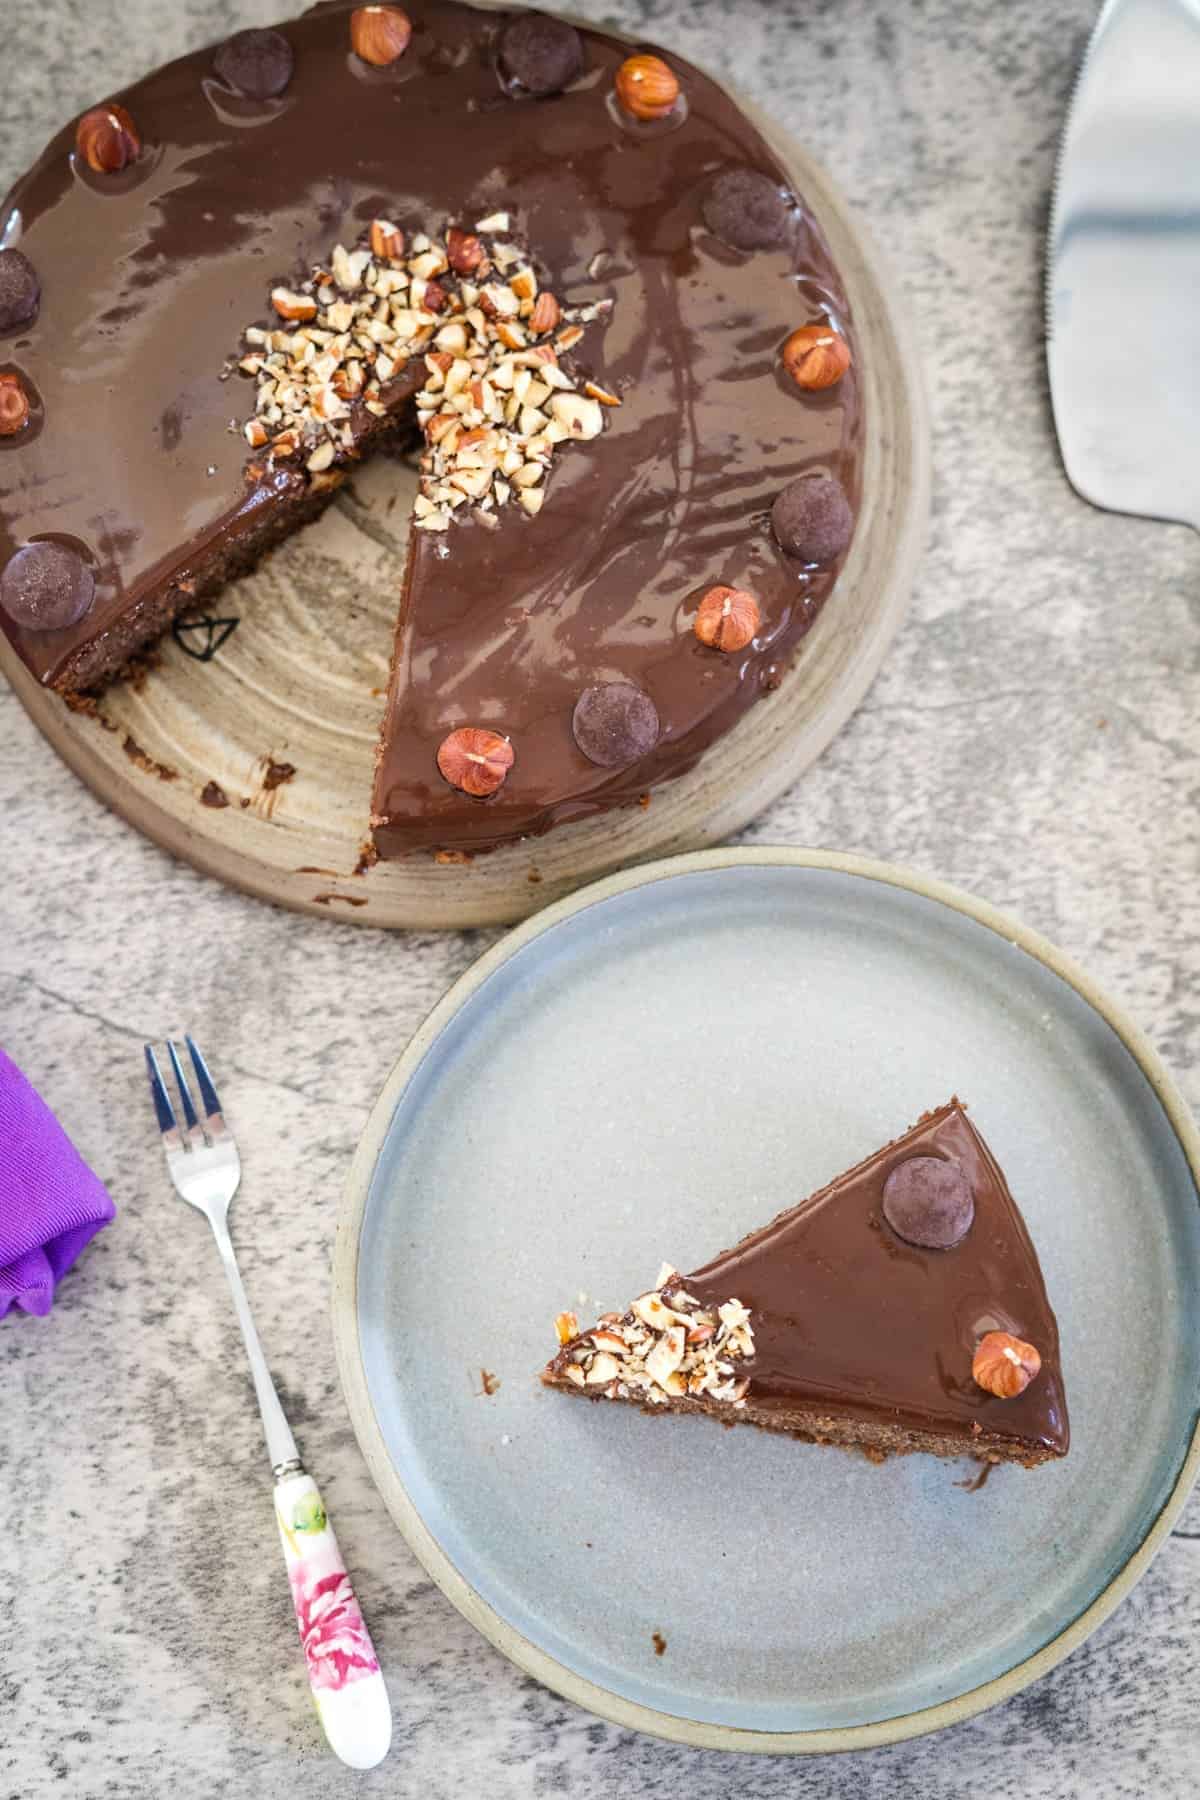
<box><xmin>0</xmin><ymin>1</ymin><xmax>862</xmax><ymax>855</ymax></box>
<box><xmin>543</xmin><ymin>1102</ymin><xmax>1070</xmax><ymax>1468</ymax></box>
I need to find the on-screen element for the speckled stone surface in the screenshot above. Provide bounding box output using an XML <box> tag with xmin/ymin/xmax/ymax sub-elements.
<box><xmin>1</xmin><ymin>2</ymin><xmax>1197</xmax><ymax>1796</ymax></box>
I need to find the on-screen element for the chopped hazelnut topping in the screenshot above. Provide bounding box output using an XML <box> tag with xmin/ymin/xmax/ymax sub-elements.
<box><xmin>550</xmin><ymin>1266</ymin><xmax>754</xmax><ymax>1408</ymax></box>
<box><xmin>234</xmin><ymin>217</ymin><xmax>616</xmax><ymax>534</ymax></box>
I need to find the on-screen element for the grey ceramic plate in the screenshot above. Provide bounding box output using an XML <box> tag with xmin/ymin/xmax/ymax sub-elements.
<box><xmin>333</xmin><ymin>849</ymin><xmax>1200</xmax><ymax>1751</ymax></box>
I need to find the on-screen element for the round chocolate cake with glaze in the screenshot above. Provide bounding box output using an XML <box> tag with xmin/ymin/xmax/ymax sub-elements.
<box><xmin>0</xmin><ymin>0</ymin><xmax>862</xmax><ymax>856</ymax></box>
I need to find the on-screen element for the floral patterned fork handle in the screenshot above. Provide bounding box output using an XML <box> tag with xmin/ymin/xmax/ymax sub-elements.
<box><xmin>273</xmin><ymin>1469</ymin><xmax>392</xmax><ymax>1766</ymax></box>
<box><xmin>144</xmin><ymin>1038</ymin><xmax>392</xmax><ymax>1770</ymax></box>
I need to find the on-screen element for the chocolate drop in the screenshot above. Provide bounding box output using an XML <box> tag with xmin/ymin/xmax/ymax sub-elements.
<box><xmin>0</xmin><ymin>542</ymin><xmax>95</xmax><ymax>632</ymax></box>
<box><xmin>498</xmin><ymin>14</ymin><xmax>583</xmax><ymax>96</ymax></box>
<box><xmin>0</xmin><ymin>250</ymin><xmax>40</xmax><ymax>333</ymax></box>
<box><xmin>572</xmin><ymin>681</ymin><xmax>660</xmax><ymax>767</ymax></box>
<box><xmin>882</xmin><ymin>1155</ymin><xmax>975</xmax><ymax>1250</ymax></box>
<box><xmin>213</xmin><ymin>29</ymin><xmax>295</xmax><ymax>100</ymax></box>
<box><xmin>772</xmin><ymin>474</ymin><xmax>854</xmax><ymax>565</ymax></box>
<box><xmin>702</xmin><ymin>168</ymin><xmax>793</xmax><ymax>251</ymax></box>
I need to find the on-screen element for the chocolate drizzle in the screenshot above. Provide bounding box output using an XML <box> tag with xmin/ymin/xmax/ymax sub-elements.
<box><xmin>0</xmin><ymin>0</ymin><xmax>862</xmax><ymax>854</ymax></box>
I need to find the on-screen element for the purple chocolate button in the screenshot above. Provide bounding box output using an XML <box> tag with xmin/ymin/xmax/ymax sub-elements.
<box><xmin>882</xmin><ymin>1156</ymin><xmax>975</xmax><ymax>1250</ymax></box>
<box><xmin>572</xmin><ymin>681</ymin><xmax>660</xmax><ymax>767</ymax></box>
<box><xmin>0</xmin><ymin>542</ymin><xmax>95</xmax><ymax>632</ymax></box>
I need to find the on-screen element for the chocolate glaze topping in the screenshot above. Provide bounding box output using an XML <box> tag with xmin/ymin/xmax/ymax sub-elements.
<box><xmin>0</xmin><ymin>0</ymin><xmax>861</xmax><ymax>854</ymax></box>
<box><xmin>687</xmin><ymin>1102</ymin><xmax>1069</xmax><ymax>1455</ymax></box>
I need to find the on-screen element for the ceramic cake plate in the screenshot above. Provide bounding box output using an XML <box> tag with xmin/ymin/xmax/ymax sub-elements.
<box><xmin>333</xmin><ymin>849</ymin><xmax>1200</xmax><ymax>1751</ymax></box>
<box><xmin>0</xmin><ymin>27</ymin><xmax>928</xmax><ymax>931</ymax></box>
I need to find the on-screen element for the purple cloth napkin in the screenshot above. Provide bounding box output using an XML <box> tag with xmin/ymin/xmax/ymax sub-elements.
<box><xmin>0</xmin><ymin>1047</ymin><xmax>115</xmax><ymax>1318</ymax></box>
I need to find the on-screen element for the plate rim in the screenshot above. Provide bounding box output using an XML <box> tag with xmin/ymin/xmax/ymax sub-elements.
<box><xmin>331</xmin><ymin>846</ymin><xmax>1200</xmax><ymax>1752</ymax></box>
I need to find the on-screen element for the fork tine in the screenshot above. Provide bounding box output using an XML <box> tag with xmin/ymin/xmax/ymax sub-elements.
<box><xmin>167</xmin><ymin>1039</ymin><xmax>201</xmax><ymax>1135</ymax></box>
<box><xmin>185</xmin><ymin>1035</ymin><xmax>223</xmax><ymax>1122</ymax></box>
<box><xmin>144</xmin><ymin>1045</ymin><xmax>178</xmax><ymax>1136</ymax></box>
<box><xmin>169</xmin><ymin>1038</ymin><xmax>211</xmax><ymax>1154</ymax></box>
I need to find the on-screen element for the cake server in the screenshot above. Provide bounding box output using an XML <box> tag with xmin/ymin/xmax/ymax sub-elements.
<box><xmin>1046</xmin><ymin>0</ymin><xmax>1200</xmax><ymax>528</ymax></box>
<box><xmin>143</xmin><ymin>1037</ymin><xmax>392</xmax><ymax>1770</ymax></box>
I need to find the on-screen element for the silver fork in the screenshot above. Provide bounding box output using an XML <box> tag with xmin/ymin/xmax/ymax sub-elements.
<box><xmin>144</xmin><ymin>1037</ymin><xmax>391</xmax><ymax>1770</ymax></box>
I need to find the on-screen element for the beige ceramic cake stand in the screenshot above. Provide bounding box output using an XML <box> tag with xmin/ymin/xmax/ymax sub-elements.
<box><xmin>0</xmin><ymin>65</ymin><xmax>929</xmax><ymax>930</ymax></box>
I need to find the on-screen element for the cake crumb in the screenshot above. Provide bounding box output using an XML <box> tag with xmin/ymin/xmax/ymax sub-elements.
<box><xmin>651</xmin><ymin>1631</ymin><xmax>667</xmax><ymax>1657</ymax></box>
<box><xmin>122</xmin><ymin>735</ymin><xmax>177</xmax><ymax>782</ymax></box>
<box><xmin>119</xmin><ymin>647</ymin><xmax>162</xmax><ymax>692</ymax></box>
<box><xmin>262</xmin><ymin>757</ymin><xmax>297</xmax><ymax>791</ymax></box>
<box><xmin>66</xmin><ymin>691</ymin><xmax>115</xmax><ymax>730</ymax></box>
<box><xmin>479</xmin><ymin>1368</ymin><xmax>501</xmax><ymax>1397</ymax></box>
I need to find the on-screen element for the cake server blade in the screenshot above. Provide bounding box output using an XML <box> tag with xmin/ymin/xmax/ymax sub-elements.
<box><xmin>1046</xmin><ymin>0</ymin><xmax>1200</xmax><ymax>530</ymax></box>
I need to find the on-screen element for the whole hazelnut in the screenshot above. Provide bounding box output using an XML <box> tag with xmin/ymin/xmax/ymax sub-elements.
<box><xmin>437</xmin><ymin>727</ymin><xmax>514</xmax><ymax>797</ymax></box>
<box><xmin>0</xmin><ymin>372</ymin><xmax>30</xmax><ymax>437</ymax></box>
<box><xmin>75</xmin><ymin>103</ymin><xmax>142</xmax><ymax>175</ymax></box>
<box><xmin>350</xmin><ymin>5</ymin><xmax>413</xmax><ymax>66</ymax></box>
<box><xmin>614</xmin><ymin>54</ymin><xmax>680</xmax><ymax>122</ymax></box>
<box><xmin>782</xmin><ymin>322</ymin><xmax>852</xmax><ymax>391</ymax></box>
<box><xmin>972</xmin><ymin>1331</ymin><xmax>1041</xmax><ymax>1400</ymax></box>
<box><xmin>693</xmin><ymin>585</ymin><xmax>760</xmax><ymax>653</ymax></box>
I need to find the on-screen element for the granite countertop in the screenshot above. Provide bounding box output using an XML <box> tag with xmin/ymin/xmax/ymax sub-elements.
<box><xmin>2</xmin><ymin>1</ymin><xmax>1197</xmax><ymax>1795</ymax></box>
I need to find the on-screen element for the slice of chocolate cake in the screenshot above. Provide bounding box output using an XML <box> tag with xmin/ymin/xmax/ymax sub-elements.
<box><xmin>542</xmin><ymin>1101</ymin><xmax>1069</xmax><ymax>1468</ymax></box>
